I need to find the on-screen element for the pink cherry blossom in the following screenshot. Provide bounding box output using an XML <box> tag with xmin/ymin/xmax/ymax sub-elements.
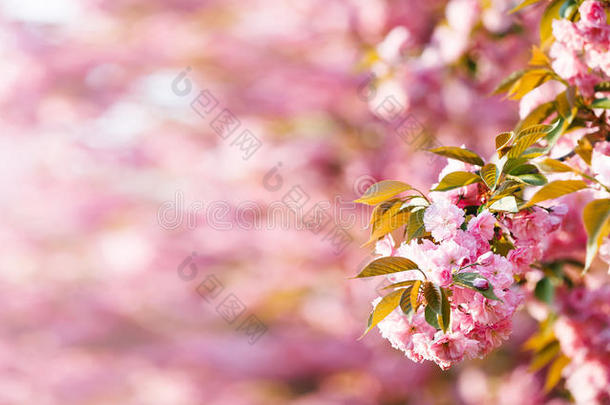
<box><xmin>467</xmin><ymin>210</ymin><xmax>496</xmax><ymax>241</ymax></box>
<box><xmin>579</xmin><ymin>1</ymin><xmax>607</xmax><ymax>28</ymax></box>
<box><xmin>423</xmin><ymin>198</ymin><xmax>465</xmax><ymax>242</ymax></box>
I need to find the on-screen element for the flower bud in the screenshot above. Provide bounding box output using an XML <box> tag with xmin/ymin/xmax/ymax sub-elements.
<box><xmin>477</xmin><ymin>251</ymin><xmax>494</xmax><ymax>266</ymax></box>
<box><xmin>473</xmin><ymin>278</ymin><xmax>489</xmax><ymax>290</ymax></box>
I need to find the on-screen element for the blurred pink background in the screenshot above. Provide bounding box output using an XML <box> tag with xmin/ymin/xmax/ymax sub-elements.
<box><xmin>0</xmin><ymin>0</ymin><xmax>556</xmax><ymax>403</ymax></box>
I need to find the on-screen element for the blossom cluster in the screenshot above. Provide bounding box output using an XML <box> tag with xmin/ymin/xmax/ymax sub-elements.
<box><xmin>372</xmin><ymin>160</ymin><xmax>568</xmax><ymax>370</ymax></box>
<box><xmin>550</xmin><ymin>0</ymin><xmax>610</xmax><ymax>96</ymax></box>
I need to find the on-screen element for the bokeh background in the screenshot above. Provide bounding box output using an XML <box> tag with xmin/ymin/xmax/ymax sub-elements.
<box><xmin>0</xmin><ymin>0</ymin><xmax>562</xmax><ymax>403</ymax></box>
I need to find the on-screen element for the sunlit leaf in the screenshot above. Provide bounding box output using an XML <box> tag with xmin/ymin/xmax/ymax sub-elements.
<box><xmin>433</xmin><ymin>171</ymin><xmax>482</xmax><ymax>192</ymax></box>
<box><xmin>496</xmin><ymin>132</ymin><xmax>514</xmax><ymax>150</ymax></box>
<box><xmin>354</xmin><ymin>256</ymin><xmax>420</xmax><ymax>278</ymax></box>
<box><xmin>538</xmin><ymin>117</ymin><xmax>566</xmax><ymax>154</ymax></box>
<box><xmin>364</xmin><ymin>201</ymin><xmax>410</xmax><ymax>246</ymax></box>
<box><xmin>508</xmin><ymin>69</ymin><xmax>552</xmax><ymax>100</ymax></box>
<box><xmin>360</xmin><ymin>289</ymin><xmax>403</xmax><ymax>338</ymax></box>
<box><xmin>529</xmin><ymin>45</ymin><xmax>550</xmax><ymax>66</ymax></box>
<box><xmin>516</xmin><ymin>123</ymin><xmax>555</xmax><ymax>140</ymax></box>
<box><xmin>530</xmin><ymin>341</ymin><xmax>560</xmax><ymax>372</ymax></box>
<box><xmin>537</xmin><ymin>158</ymin><xmax>573</xmax><ymax>173</ymax></box>
<box><xmin>493</xmin><ymin>70</ymin><xmax>526</xmax><ymax>95</ymax></box>
<box><xmin>411</xmin><ymin>280</ymin><xmax>422</xmax><ymax>312</ymax></box>
<box><xmin>509</xmin><ymin>124</ymin><xmax>554</xmax><ymax>158</ymax></box>
<box><xmin>523</xmin><ymin>180</ymin><xmax>588</xmax><ymax>208</ymax></box>
<box><xmin>406</xmin><ymin>208</ymin><xmax>426</xmax><ymax>242</ymax></box>
<box><xmin>583</xmin><ymin>198</ymin><xmax>610</xmax><ymax>272</ymax></box>
<box><xmin>399</xmin><ymin>197</ymin><xmax>428</xmax><ymax>211</ymax></box>
<box><xmin>575</xmin><ymin>136</ymin><xmax>593</xmax><ymax>165</ymax></box>
<box><xmin>369</xmin><ymin>199</ymin><xmax>401</xmax><ymax>225</ymax></box>
<box><xmin>355</xmin><ymin>180</ymin><xmax>412</xmax><ymax>205</ymax></box>
<box><xmin>544</xmin><ymin>355</ymin><xmax>570</xmax><ymax>392</ymax></box>
<box><xmin>523</xmin><ymin>316</ymin><xmax>557</xmax><ymax>351</ymax></box>
<box><xmin>439</xmin><ymin>288</ymin><xmax>451</xmax><ymax>333</ymax></box>
<box><xmin>428</xmin><ymin>146</ymin><xmax>485</xmax><ymax>166</ymax></box>
<box><xmin>481</xmin><ymin>163</ymin><xmax>499</xmax><ymax>190</ymax></box>
<box><xmin>489</xmin><ymin>196</ymin><xmax>519</xmax><ymax>213</ymax></box>
<box><xmin>540</xmin><ymin>0</ymin><xmax>563</xmax><ymax>48</ymax></box>
<box><xmin>515</xmin><ymin>101</ymin><xmax>555</xmax><ymax>133</ymax></box>
<box><xmin>555</xmin><ymin>89</ymin><xmax>577</xmax><ymax>120</ymax></box>
<box><xmin>496</xmin><ymin>132</ymin><xmax>514</xmax><ymax>158</ymax></box>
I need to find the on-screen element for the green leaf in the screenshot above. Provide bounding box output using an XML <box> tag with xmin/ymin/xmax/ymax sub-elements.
<box><xmin>594</xmin><ymin>82</ymin><xmax>610</xmax><ymax>92</ymax></box>
<box><xmin>523</xmin><ymin>180</ymin><xmax>588</xmax><ymax>208</ymax></box>
<box><xmin>591</xmin><ymin>98</ymin><xmax>610</xmax><ymax>109</ymax></box>
<box><xmin>536</xmin><ymin>158</ymin><xmax>573</xmax><ymax>173</ymax></box>
<box><xmin>489</xmin><ymin>196</ymin><xmax>519</xmax><ymax>213</ymax></box>
<box><xmin>583</xmin><ymin>198</ymin><xmax>610</xmax><ymax>272</ymax></box>
<box><xmin>559</xmin><ymin>0</ymin><xmax>578</xmax><ymax>18</ymax></box>
<box><xmin>423</xmin><ymin>282</ymin><xmax>442</xmax><ymax>314</ymax></box>
<box><xmin>406</xmin><ymin>208</ymin><xmax>426</xmax><ymax>242</ymax></box>
<box><xmin>438</xmin><ymin>288</ymin><xmax>451</xmax><ymax>333</ymax></box>
<box><xmin>399</xmin><ymin>286</ymin><xmax>414</xmax><ymax>315</ymax></box>
<box><xmin>510</xmin><ymin>0</ymin><xmax>544</xmax><ymax>13</ymax></box>
<box><xmin>502</xmin><ymin>157</ymin><xmax>529</xmax><ymax>175</ymax></box>
<box><xmin>425</xmin><ymin>305</ymin><xmax>441</xmax><ymax>329</ymax></box>
<box><xmin>428</xmin><ymin>146</ymin><xmax>485</xmax><ymax>166</ymax></box>
<box><xmin>354</xmin><ymin>256</ymin><xmax>420</xmax><ymax>278</ymax></box>
<box><xmin>360</xmin><ymin>289</ymin><xmax>404</xmax><ymax>338</ymax></box>
<box><xmin>530</xmin><ymin>117</ymin><xmax>567</xmax><ymax>155</ymax></box>
<box><xmin>514</xmin><ymin>173</ymin><xmax>548</xmax><ymax>186</ymax></box>
<box><xmin>355</xmin><ymin>180</ymin><xmax>412</xmax><ymax>205</ymax></box>
<box><xmin>490</xmin><ymin>181</ymin><xmax>523</xmax><ymax>203</ymax></box>
<box><xmin>508</xmin><ymin>163</ymin><xmax>539</xmax><ymax>176</ymax></box>
<box><xmin>432</xmin><ymin>171</ymin><xmax>482</xmax><ymax>192</ymax></box>
<box><xmin>534</xmin><ymin>277</ymin><xmax>554</xmax><ymax>304</ymax></box>
<box><xmin>453</xmin><ymin>272</ymin><xmax>502</xmax><ymax>301</ymax></box>
<box><xmin>481</xmin><ymin>163</ymin><xmax>499</xmax><ymax>190</ymax></box>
